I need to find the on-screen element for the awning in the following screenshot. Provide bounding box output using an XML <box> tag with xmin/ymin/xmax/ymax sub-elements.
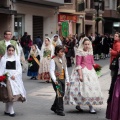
<box><xmin>0</xmin><ymin>8</ymin><xmax>17</xmax><ymax>15</ymax></box>
<box><xmin>13</xmin><ymin>0</ymin><xmax>64</xmax><ymax>7</ymax></box>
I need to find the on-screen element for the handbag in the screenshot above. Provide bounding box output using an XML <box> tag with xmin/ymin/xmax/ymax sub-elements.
<box><xmin>110</xmin><ymin>54</ymin><xmax>120</xmax><ymax>70</ymax></box>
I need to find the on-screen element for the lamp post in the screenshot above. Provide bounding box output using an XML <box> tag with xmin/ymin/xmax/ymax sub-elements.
<box><xmin>94</xmin><ymin>0</ymin><xmax>102</xmax><ymax>35</ymax></box>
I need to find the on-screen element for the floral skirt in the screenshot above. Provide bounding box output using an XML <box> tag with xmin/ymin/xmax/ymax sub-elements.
<box><xmin>38</xmin><ymin>57</ymin><xmax>51</xmax><ymax>81</ymax></box>
<box><xmin>64</xmin><ymin>67</ymin><xmax>103</xmax><ymax>105</ymax></box>
<box><xmin>38</xmin><ymin>72</ymin><xmax>51</xmax><ymax>81</ymax></box>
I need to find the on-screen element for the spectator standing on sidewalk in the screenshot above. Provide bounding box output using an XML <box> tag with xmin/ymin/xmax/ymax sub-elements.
<box><xmin>34</xmin><ymin>36</ymin><xmax>42</xmax><ymax>50</ymax></box>
<box><xmin>106</xmin><ymin>33</ymin><xmax>120</xmax><ymax>119</ymax></box>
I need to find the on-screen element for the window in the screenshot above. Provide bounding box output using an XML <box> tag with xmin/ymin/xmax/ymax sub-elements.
<box><xmin>64</xmin><ymin>0</ymin><xmax>72</xmax><ymax>3</ymax></box>
<box><xmin>14</xmin><ymin>15</ymin><xmax>25</xmax><ymax>39</ymax></box>
<box><xmin>105</xmin><ymin>0</ymin><xmax>109</xmax><ymax>9</ymax></box>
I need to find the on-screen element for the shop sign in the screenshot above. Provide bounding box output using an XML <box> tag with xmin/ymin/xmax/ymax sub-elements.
<box><xmin>58</xmin><ymin>14</ymin><xmax>77</xmax><ymax>22</ymax></box>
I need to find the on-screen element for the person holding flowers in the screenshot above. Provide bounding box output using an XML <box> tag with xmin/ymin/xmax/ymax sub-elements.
<box><xmin>49</xmin><ymin>45</ymin><xmax>69</xmax><ymax>116</ymax></box>
<box><xmin>27</xmin><ymin>44</ymin><xmax>40</xmax><ymax>80</ymax></box>
<box><xmin>38</xmin><ymin>37</ymin><xmax>54</xmax><ymax>82</ymax></box>
<box><xmin>0</xmin><ymin>45</ymin><xmax>26</xmax><ymax>117</ymax></box>
<box><xmin>64</xmin><ymin>37</ymin><xmax>103</xmax><ymax>114</ymax></box>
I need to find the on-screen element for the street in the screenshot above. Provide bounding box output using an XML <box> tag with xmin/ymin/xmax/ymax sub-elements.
<box><xmin>0</xmin><ymin>58</ymin><xmax>110</xmax><ymax>120</ymax></box>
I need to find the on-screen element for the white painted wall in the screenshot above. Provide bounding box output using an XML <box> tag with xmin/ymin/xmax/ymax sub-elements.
<box><xmin>12</xmin><ymin>3</ymin><xmax>57</xmax><ymax>39</ymax></box>
<box><xmin>43</xmin><ymin>14</ymin><xmax>58</xmax><ymax>40</ymax></box>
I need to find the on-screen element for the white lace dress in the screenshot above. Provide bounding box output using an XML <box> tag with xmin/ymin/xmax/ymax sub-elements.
<box><xmin>64</xmin><ymin>51</ymin><xmax>103</xmax><ymax>105</ymax></box>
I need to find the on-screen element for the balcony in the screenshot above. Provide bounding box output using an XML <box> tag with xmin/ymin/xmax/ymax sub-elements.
<box><xmin>13</xmin><ymin>0</ymin><xmax>64</xmax><ymax>7</ymax></box>
<box><xmin>0</xmin><ymin>2</ymin><xmax>17</xmax><ymax>15</ymax></box>
<box><xmin>103</xmin><ymin>10</ymin><xmax>120</xmax><ymax>18</ymax></box>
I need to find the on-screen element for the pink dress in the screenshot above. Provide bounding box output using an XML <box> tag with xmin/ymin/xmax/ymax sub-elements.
<box><xmin>65</xmin><ymin>51</ymin><xmax>103</xmax><ymax>105</ymax></box>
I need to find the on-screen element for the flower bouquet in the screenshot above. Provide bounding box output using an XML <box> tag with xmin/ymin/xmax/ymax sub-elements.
<box><xmin>0</xmin><ymin>73</ymin><xmax>9</xmax><ymax>102</ymax></box>
<box><xmin>0</xmin><ymin>73</ymin><xmax>8</xmax><ymax>83</ymax></box>
<box><xmin>93</xmin><ymin>64</ymin><xmax>102</xmax><ymax>77</ymax></box>
<box><xmin>27</xmin><ymin>58</ymin><xmax>33</xmax><ymax>68</ymax></box>
<box><xmin>56</xmin><ymin>84</ymin><xmax>64</xmax><ymax>98</ymax></box>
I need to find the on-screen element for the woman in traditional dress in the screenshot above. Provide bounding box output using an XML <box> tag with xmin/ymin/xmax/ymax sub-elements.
<box><xmin>0</xmin><ymin>45</ymin><xmax>26</xmax><ymax>117</ymax></box>
<box><xmin>38</xmin><ymin>37</ymin><xmax>54</xmax><ymax>83</ymax></box>
<box><xmin>64</xmin><ymin>37</ymin><xmax>103</xmax><ymax>114</ymax></box>
<box><xmin>51</xmin><ymin>34</ymin><xmax>62</xmax><ymax>47</ymax></box>
<box><xmin>27</xmin><ymin>44</ymin><xmax>40</xmax><ymax>80</ymax></box>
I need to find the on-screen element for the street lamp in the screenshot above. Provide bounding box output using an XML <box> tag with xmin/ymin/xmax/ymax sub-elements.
<box><xmin>94</xmin><ymin>0</ymin><xmax>102</xmax><ymax>35</ymax></box>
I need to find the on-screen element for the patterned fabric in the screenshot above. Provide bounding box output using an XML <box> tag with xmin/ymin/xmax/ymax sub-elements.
<box><xmin>38</xmin><ymin>56</ymin><xmax>51</xmax><ymax>81</ymax></box>
<box><xmin>43</xmin><ymin>50</ymin><xmax>51</xmax><ymax>58</ymax></box>
<box><xmin>58</xmin><ymin>69</ymin><xmax>65</xmax><ymax>80</ymax></box>
<box><xmin>38</xmin><ymin>72</ymin><xmax>50</xmax><ymax>81</ymax></box>
<box><xmin>64</xmin><ymin>67</ymin><xmax>103</xmax><ymax>105</ymax></box>
<box><xmin>62</xmin><ymin>21</ymin><xmax>69</xmax><ymax>37</ymax></box>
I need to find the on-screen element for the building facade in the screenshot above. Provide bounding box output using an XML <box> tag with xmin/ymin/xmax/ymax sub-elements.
<box><xmin>0</xmin><ymin>0</ymin><xmax>64</xmax><ymax>40</ymax></box>
<box><xmin>103</xmin><ymin>0</ymin><xmax>120</xmax><ymax>34</ymax></box>
<box><xmin>58</xmin><ymin>0</ymin><xmax>104</xmax><ymax>37</ymax></box>
<box><xmin>59</xmin><ymin>0</ymin><xmax>85</xmax><ymax>37</ymax></box>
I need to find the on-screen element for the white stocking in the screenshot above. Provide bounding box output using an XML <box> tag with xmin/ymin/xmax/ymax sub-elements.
<box><xmin>88</xmin><ymin>104</ymin><xmax>96</xmax><ymax>112</ymax></box>
<box><xmin>5</xmin><ymin>102</ymin><xmax>14</xmax><ymax>114</ymax></box>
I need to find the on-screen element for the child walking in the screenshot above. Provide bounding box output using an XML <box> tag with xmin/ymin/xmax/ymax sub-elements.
<box><xmin>49</xmin><ymin>45</ymin><xmax>69</xmax><ymax>116</ymax></box>
<box><xmin>64</xmin><ymin>37</ymin><xmax>103</xmax><ymax>114</ymax></box>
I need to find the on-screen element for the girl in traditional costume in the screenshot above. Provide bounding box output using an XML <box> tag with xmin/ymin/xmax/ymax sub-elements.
<box><xmin>27</xmin><ymin>44</ymin><xmax>40</xmax><ymax>80</ymax></box>
<box><xmin>38</xmin><ymin>37</ymin><xmax>54</xmax><ymax>82</ymax></box>
<box><xmin>64</xmin><ymin>37</ymin><xmax>103</xmax><ymax>114</ymax></box>
<box><xmin>0</xmin><ymin>45</ymin><xmax>26</xmax><ymax>117</ymax></box>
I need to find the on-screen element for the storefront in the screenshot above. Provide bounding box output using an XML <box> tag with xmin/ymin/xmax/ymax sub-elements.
<box><xmin>58</xmin><ymin>14</ymin><xmax>77</xmax><ymax>37</ymax></box>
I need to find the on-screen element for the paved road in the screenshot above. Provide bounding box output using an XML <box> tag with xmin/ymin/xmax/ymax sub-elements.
<box><xmin>0</xmin><ymin>58</ymin><xmax>110</xmax><ymax>120</ymax></box>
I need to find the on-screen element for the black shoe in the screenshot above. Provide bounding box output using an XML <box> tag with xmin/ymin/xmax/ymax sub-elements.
<box><xmin>46</xmin><ymin>81</ymin><xmax>50</xmax><ymax>83</ymax></box>
<box><xmin>34</xmin><ymin>77</ymin><xmax>37</xmax><ymax>80</ymax></box>
<box><xmin>4</xmin><ymin>112</ymin><xmax>10</xmax><ymax>115</ymax></box>
<box><xmin>51</xmin><ymin>108</ymin><xmax>57</xmax><ymax>113</ymax></box>
<box><xmin>30</xmin><ymin>77</ymin><xmax>34</xmax><ymax>79</ymax></box>
<box><xmin>9</xmin><ymin>113</ymin><xmax>16</xmax><ymax>117</ymax></box>
<box><xmin>57</xmin><ymin>112</ymin><xmax>65</xmax><ymax>116</ymax></box>
<box><xmin>76</xmin><ymin>106</ymin><xmax>84</xmax><ymax>112</ymax></box>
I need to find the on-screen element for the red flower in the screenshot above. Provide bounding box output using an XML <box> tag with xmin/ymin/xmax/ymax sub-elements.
<box><xmin>0</xmin><ymin>74</ymin><xmax>7</xmax><ymax>82</ymax></box>
<box><xmin>93</xmin><ymin>64</ymin><xmax>102</xmax><ymax>71</ymax></box>
<box><xmin>51</xmin><ymin>55</ymin><xmax>56</xmax><ymax>59</ymax></box>
<box><xmin>27</xmin><ymin>58</ymin><xmax>33</xmax><ymax>62</ymax></box>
